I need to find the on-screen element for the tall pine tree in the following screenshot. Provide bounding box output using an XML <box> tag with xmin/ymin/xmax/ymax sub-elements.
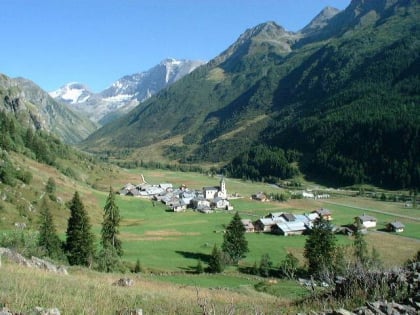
<box><xmin>101</xmin><ymin>187</ymin><xmax>122</xmax><ymax>256</ymax></box>
<box><xmin>304</xmin><ymin>216</ymin><xmax>336</xmax><ymax>279</ymax></box>
<box><xmin>38</xmin><ymin>197</ymin><xmax>63</xmax><ymax>260</ymax></box>
<box><xmin>222</xmin><ymin>212</ymin><xmax>248</xmax><ymax>264</ymax></box>
<box><xmin>65</xmin><ymin>191</ymin><xmax>95</xmax><ymax>266</ymax></box>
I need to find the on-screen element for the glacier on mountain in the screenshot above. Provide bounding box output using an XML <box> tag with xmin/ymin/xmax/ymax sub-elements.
<box><xmin>50</xmin><ymin>58</ymin><xmax>205</xmax><ymax>125</ymax></box>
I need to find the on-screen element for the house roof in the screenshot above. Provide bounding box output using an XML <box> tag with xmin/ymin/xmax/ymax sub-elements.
<box><xmin>306</xmin><ymin>213</ymin><xmax>319</xmax><ymax>221</ymax></box>
<box><xmin>275</xmin><ymin>221</ymin><xmax>306</xmax><ymax>233</ymax></box>
<box><xmin>203</xmin><ymin>186</ymin><xmax>218</xmax><ymax>191</ymax></box>
<box><xmin>294</xmin><ymin>214</ymin><xmax>310</xmax><ymax>224</ymax></box>
<box><xmin>257</xmin><ymin>218</ymin><xmax>276</xmax><ymax>226</ymax></box>
<box><xmin>282</xmin><ymin>213</ymin><xmax>296</xmax><ymax>222</ymax></box>
<box><xmin>356</xmin><ymin>215</ymin><xmax>377</xmax><ymax>222</ymax></box>
<box><xmin>389</xmin><ymin>221</ymin><xmax>405</xmax><ymax>229</ymax></box>
<box><xmin>241</xmin><ymin>219</ymin><xmax>254</xmax><ymax>227</ymax></box>
<box><xmin>315</xmin><ymin>208</ymin><xmax>332</xmax><ymax>216</ymax></box>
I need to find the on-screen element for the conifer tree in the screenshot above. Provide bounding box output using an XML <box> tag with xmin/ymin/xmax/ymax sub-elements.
<box><xmin>65</xmin><ymin>191</ymin><xmax>95</xmax><ymax>266</ymax></box>
<box><xmin>353</xmin><ymin>223</ymin><xmax>369</xmax><ymax>267</ymax></box>
<box><xmin>208</xmin><ymin>244</ymin><xmax>225</xmax><ymax>273</ymax></box>
<box><xmin>101</xmin><ymin>187</ymin><xmax>122</xmax><ymax>256</ymax></box>
<box><xmin>38</xmin><ymin>197</ymin><xmax>63</xmax><ymax>260</ymax></box>
<box><xmin>259</xmin><ymin>253</ymin><xmax>273</xmax><ymax>277</ymax></box>
<box><xmin>222</xmin><ymin>212</ymin><xmax>248</xmax><ymax>264</ymax></box>
<box><xmin>304</xmin><ymin>216</ymin><xmax>336</xmax><ymax>279</ymax></box>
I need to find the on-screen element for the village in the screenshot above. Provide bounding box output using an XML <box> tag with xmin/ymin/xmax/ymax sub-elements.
<box><xmin>118</xmin><ymin>175</ymin><xmax>406</xmax><ymax>236</ymax></box>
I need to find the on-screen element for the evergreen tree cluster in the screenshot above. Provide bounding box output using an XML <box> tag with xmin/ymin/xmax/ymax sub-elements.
<box><xmin>0</xmin><ymin>110</ymin><xmax>70</xmax><ymax>166</ymax></box>
<box><xmin>224</xmin><ymin>145</ymin><xmax>300</xmax><ymax>182</ymax></box>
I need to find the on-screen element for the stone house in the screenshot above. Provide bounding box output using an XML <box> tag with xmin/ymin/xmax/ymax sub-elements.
<box><xmin>387</xmin><ymin>221</ymin><xmax>405</xmax><ymax>233</ymax></box>
<box><xmin>355</xmin><ymin>214</ymin><xmax>377</xmax><ymax>229</ymax></box>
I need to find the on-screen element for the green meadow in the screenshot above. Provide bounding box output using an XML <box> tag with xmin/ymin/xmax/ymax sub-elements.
<box><xmin>90</xmin><ymin>169</ymin><xmax>420</xmax><ymax>279</ymax></box>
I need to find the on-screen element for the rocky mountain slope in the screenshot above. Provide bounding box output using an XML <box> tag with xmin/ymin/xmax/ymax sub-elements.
<box><xmin>82</xmin><ymin>0</ymin><xmax>419</xmax><ymax>189</ymax></box>
<box><xmin>51</xmin><ymin>59</ymin><xmax>205</xmax><ymax>125</ymax></box>
<box><xmin>0</xmin><ymin>74</ymin><xmax>97</xmax><ymax>143</ymax></box>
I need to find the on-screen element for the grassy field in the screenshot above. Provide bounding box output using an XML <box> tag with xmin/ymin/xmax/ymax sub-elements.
<box><xmin>0</xmin><ymin>262</ymin><xmax>295</xmax><ymax>315</ymax></box>
<box><xmin>1</xmin><ymin>166</ymin><xmax>419</xmax><ymax>314</ymax></box>
<box><xmin>87</xmin><ymin>168</ymin><xmax>420</xmax><ymax>276</ymax></box>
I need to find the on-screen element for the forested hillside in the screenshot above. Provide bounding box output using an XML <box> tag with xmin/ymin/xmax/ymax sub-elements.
<box><xmin>82</xmin><ymin>0</ymin><xmax>419</xmax><ymax>189</ymax></box>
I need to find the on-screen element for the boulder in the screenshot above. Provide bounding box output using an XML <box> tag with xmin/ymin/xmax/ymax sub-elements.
<box><xmin>113</xmin><ymin>278</ymin><xmax>134</xmax><ymax>287</ymax></box>
<box><xmin>33</xmin><ymin>307</ymin><xmax>61</xmax><ymax>315</ymax></box>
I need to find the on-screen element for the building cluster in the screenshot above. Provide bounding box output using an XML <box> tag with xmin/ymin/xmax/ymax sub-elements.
<box><xmin>242</xmin><ymin>210</ymin><xmax>405</xmax><ymax>236</ymax></box>
<box><xmin>119</xmin><ymin>177</ymin><xmax>233</xmax><ymax>213</ymax></box>
<box><xmin>241</xmin><ymin>208</ymin><xmax>333</xmax><ymax>236</ymax></box>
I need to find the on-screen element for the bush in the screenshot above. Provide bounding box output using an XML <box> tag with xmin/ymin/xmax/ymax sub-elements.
<box><xmin>0</xmin><ymin>230</ymin><xmax>44</xmax><ymax>258</ymax></box>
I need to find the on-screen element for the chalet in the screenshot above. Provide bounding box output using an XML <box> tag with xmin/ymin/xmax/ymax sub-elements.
<box><xmin>272</xmin><ymin>221</ymin><xmax>307</xmax><ymax>236</ymax></box>
<box><xmin>172</xmin><ymin>200</ymin><xmax>187</xmax><ymax>212</ymax></box>
<box><xmin>211</xmin><ymin>197</ymin><xmax>231</xmax><ymax>210</ymax></box>
<box><xmin>191</xmin><ymin>197</ymin><xmax>211</xmax><ymax>210</ymax></box>
<box><xmin>254</xmin><ymin>218</ymin><xmax>277</xmax><ymax>233</ymax></box>
<box><xmin>302</xmin><ymin>191</ymin><xmax>315</xmax><ymax>199</ymax></box>
<box><xmin>355</xmin><ymin>214</ymin><xmax>377</xmax><ymax>229</ymax></box>
<box><xmin>126</xmin><ymin>188</ymin><xmax>141</xmax><ymax>197</ymax></box>
<box><xmin>387</xmin><ymin>221</ymin><xmax>405</xmax><ymax>233</ymax></box>
<box><xmin>252</xmin><ymin>192</ymin><xmax>268</xmax><ymax>202</ymax></box>
<box><xmin>119</xmin><ymin>183</ymin><xmax>136</xmax><ymax>195</ymax></box>
<box><xmin>241</xmin><ymin>219</ymin><xmax>255</xmax><ymax>233</ymax></box>
<box><xmin>197</xmin><ymin>206</ymin><xmax>213</xmax><ymax>214</ymax></box>
<box><xmin>313</xmin><ymin>208</ymin><xmax>333</xmax><ymax>221</ymax></box>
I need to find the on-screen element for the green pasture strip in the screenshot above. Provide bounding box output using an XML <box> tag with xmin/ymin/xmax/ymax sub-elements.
<box><xmin>321</xmin><ymin>202</ymin><xmax>420</xmax><ymax>239</ymax></box>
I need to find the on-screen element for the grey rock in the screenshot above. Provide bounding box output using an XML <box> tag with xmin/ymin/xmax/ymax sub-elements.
<box><xmin>0</xmin><ymin>307</ymin><xmax>13</xmax><ymax>315</ymax></box>
<box><xmin>113</xmin><ymin>278</ymin><xmax>134</xmax><ymax>287</ymax></box>
<box><xmin>33</xmin><ymin>306</ymin><xmax>61</xmax><ymax>315</ymax></box>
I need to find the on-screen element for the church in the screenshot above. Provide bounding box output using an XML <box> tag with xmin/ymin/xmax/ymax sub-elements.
<box><xmin>203</xmin><ymin>177</ymin><xmax>227</xmax><ymax>200</ymax></box>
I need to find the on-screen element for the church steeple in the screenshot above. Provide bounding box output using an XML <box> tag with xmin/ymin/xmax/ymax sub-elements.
<box><xmin>220</xmin><ymin>177</ymin><xmax>226</xmax><ymax>198</ymax></box>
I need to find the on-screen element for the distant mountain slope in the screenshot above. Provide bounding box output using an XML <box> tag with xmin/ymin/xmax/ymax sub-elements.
<box><xmin>0</xmin><ymin>74</ymin><xmax>97</xmax><ymax>143</ymax></box>
<box><xmin>51</xmin><ymin>59</ymin><xmax>205</xmax><ymax>125</ymax></box>
<box><xmin>82</xmin><ymin>0</ymin><xmax>420</xmax><ymax>189</ymax></box>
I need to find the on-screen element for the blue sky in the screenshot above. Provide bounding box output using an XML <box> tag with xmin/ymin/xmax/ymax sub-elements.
<box><xmin>1</xmin><ymin>0</ymin><xmax>350</xmax><ymax>92</ymax></box>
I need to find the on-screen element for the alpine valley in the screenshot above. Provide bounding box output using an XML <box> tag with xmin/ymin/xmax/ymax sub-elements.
<box><xmin>81</xmin><ymin>0</ymin><xmax>420</xmax><ymax>190</ymax></box>
<box><xmin>1</xmin><ymin>0</ymin><xmax>419</xmax><ymax>191</ymax></box>
<box><xmin>1</xmin><ymin>0</ymin><xmax>420</xmax><ymax>313</ymax></box>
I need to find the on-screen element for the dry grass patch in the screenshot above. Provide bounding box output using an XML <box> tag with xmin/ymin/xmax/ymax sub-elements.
<box><xmin>144</xmin><ymin>229</ymin><xmax>200</xmax><ymax>237</ymax></box>
<box><xmin>0</xmin><ymin>263</ymin><xmax>287</xmax><ymax>314</ymax></box>
<box><xmin>366</xmin><ymin>231</ymin><xmax>420</xmax><ymax>267</ymax></box>
<box><xmin>206</xmin><ymin>67</ymin><xmax>226</xmax><ymax>82</ymax></box>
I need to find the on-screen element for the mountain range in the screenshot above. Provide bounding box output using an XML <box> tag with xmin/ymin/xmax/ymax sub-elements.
<box><xmin>50</xmin><ymin>59</ymin><xmax>205</xmax><ymax>125</ymax></box>
<box><xmin>0</xmin><ymin>74</ymin><xmax>96</xmax><ymax>144</ymax></box>
<box><xmin>1</xmin><ymin>0</ymin><xmax>418</xmax><ymax>190</ymax></box>
<box><xmin>81</xmin><ymin>0</ymin><xmax>420</xmax><ymax>189</ymax></box>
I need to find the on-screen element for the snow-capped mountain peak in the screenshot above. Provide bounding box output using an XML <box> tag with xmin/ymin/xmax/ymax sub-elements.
<box><xmin>51</xmin><ymin>58</ymin><xmax>206</xmax><ymax>125</ymax></box>
<box><xmin>49</xmin><ymin>82</ymin><xmax>93</xmax><ymax>104</ymax></box>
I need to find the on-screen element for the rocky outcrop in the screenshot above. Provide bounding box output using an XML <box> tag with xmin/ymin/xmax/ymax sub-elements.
<box><xmin>0</xmin><ymin>247</ymin><xmax>68</xmax><ymax>274</ymax></box>
<box><xmin>113</xmin><ymin>278</ymin><xmax>134</xmax><ymax>287</ymax></box>
<box><xmin>0</xmin><ymin>306</ymin><xmax>60</xmax><ymax>315</ymax></box>
<box><xmin>314</xmin><ymin>262</ymin><xmax>420</xmax><ymax>315</ymax></box>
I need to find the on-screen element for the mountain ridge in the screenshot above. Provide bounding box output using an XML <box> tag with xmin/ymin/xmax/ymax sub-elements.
<box><xmin>50</xmin><ymin>58</ymin><xmax>205</xmax><ymax>125</ymax></box>
<box><xmin>81</xmin><ymin>0</ymin><xmax>419</xmax><ymax>189</ymax></box>
<box><xmin>0</xmin><ymin>74</ymin><xmax>97</xmax><ymax>144</ymax></box>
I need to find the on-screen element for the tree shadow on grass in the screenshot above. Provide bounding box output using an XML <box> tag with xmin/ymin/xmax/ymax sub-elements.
<box><xmin>176</xmin><ymin>251</ymin><xmax>210</xmax><ymax>263</ymax></box>
<box><xmin>176</xmin><ymin>251</ymin><xmax>211</xmax><ymax>274</ymax></box>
